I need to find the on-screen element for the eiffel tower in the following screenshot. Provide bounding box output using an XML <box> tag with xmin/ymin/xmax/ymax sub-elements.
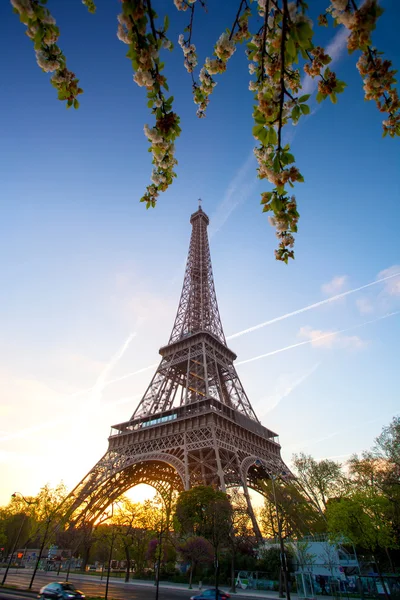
<box><xmin>67</xmin><ymin>203</ymin><xmax>289</xmax><ymax>540</ymax></box>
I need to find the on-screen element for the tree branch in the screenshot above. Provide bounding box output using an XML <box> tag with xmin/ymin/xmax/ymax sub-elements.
<box><xmin>228</xmin><ymin>0</ymin><xmax>249</xmax><ymax>42</ymax></box>
<box><xmin>278</xmin><ymin>0</ymin><xmax>288</xmax><ymax>152</ymax></box>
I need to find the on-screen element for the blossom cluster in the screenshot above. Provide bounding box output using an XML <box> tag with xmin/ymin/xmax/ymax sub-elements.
<box><xmin>191</xmin><ymin>6</ymin><xmax>251</xmax><ymax>119</ymax></box>
<box><xmin>10</xmin><ymin>0</ymin><xmax>82</xmax><ymax>108</ymax></box>
<box><xmin>247</xmin><ymin>1</ymin><xmax>313</xmax><ymax>261</ymax></box>
<box><xmin>357</xmin><ymin>51</ymin><xmax>400</xmax><ymax>137</ymax></box>
<box><xmin>82</xmin><ymin>0</ymin><xmax>96</xmax><ymax>14</ymax></box>
<box><xmin>11</xmin><ymin>0</ymin><xmax>399</xmax><ymax>262</ymax></box>
<box><xmin>325</xmin><ymin>0</ymin><xmax>400</xmax><ymax>138</ymax></box>
<box><xmin>117</xmin><ymin>0</ymin><xmax>181</xmax><ymax>208</ymax></box>
<box><xmin>178</xmin><ymin>34</ymin><xmax>197</xmax><ymax>73</ymax></box>
<box><xmin>304</xmin><ymin>47</ymin><xmax>332</xmax><ymax>78</ymax></box>
<box><xmin>173</xmin><ymin>0</ymin><xmax>196</xmax><ymax>11</ymax></box>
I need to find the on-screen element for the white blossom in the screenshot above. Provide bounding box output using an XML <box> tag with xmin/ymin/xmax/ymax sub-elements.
<box><xmin>35</xmin><ymin>50</ymin><xmax>60</xmax><ymax>72</ymax></box>
<box><xmin>11</xmin><ymin>0</ymin><xmax>34</xmax><ymax>16</ymax></box>
<box><xmin>117</xmin><ymin>23</ymin><xmax>130</xmax><ymax>44</ymax></box>
<box><xmin>134</xmin><ymin>69</ymin><xmax>154</xmax><ymax>88</ymax></box>
<box><xmin>215</xmin><ymin>32</ymin><xmax>236</xmax><ymax>61</ymax></box>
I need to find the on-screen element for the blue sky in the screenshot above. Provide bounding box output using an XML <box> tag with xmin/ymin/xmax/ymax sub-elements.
<box><xmin>0</xmin><ymin>0</ymin><xmax>399</xmax><ymax>506</ymax></box>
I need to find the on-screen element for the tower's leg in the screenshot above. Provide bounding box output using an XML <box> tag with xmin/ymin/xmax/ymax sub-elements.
<box><xmin>235</xmin><ymin>454</ymin><xmax>263</xmax><ymax>542</ymax></box>
<box><xmin>242</xmin><ymin>478</ymin><xmax>263</xmax><ymax>543</ymax></box>
<box><xmin>211</xmin><ymin>424</ymin><xmax>226</xmax><ymax>491</ymax></box>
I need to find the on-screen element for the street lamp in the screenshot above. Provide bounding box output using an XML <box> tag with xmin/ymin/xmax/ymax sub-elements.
<box><xmin>29</xmin><ymin>516</ymin><xmax>52</xmax><ymax>590</ymax></box>
<box><xmin>256</xmin><ymin>461</ymin><xmax>291</xmax><ymax>600</ymax></box>
<box><xmin>1</xmin><ymin>493</ymin><xmax>34</xmax><ymax>585</ymax></box>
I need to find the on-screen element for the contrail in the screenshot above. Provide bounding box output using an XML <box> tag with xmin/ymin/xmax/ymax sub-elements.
<box><xmin>84</xmin><ymin>332</ymin><xmax>137</xmax><ymax>409</ymax></box>
<box><xmin>105</xmin><ymin>362</ymin><xmax>158</xmax><ymax>387</ymax></box>
<box><xmin>102</xmin><ymin>273</ymin><xmax>400</xmax><ymax>386</ymax></box>
<box><xmin>227</xmin><ymin>272</ymin><xmax>400</xmax><ymax>341</ymax></box>
<box><xmin>236</xmin><ymin>311</ymin><xmax>399</xmax><ymax>366</ymax></box>
<box><xmin>255</xmin><ymin>362</ymin><xmax>321</xmax><ymax>418</ymax></box>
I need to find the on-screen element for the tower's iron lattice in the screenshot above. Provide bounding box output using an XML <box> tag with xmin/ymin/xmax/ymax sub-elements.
<box><xmin>67</xmin><ymin>205</ymin><xmax>289</xmax><ymax>540</ymax></box>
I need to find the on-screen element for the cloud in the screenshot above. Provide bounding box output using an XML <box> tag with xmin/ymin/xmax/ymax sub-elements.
<box><xmin>377</xmin><ymin>265</ymin><xmax>400</xmax><ymax>297</ymax></box>
<box><xmin>227</xmin><ymin>270</ymin><xmax>400</xmax><ymax>340</ymax></box>
<box><xmin>111</xmin><ymin>266</ymin><xmax>175</xmax><ymax>330</ymax></box>
<box><xmin>356</xmin><ymin>296</ymin><xmax>374</xmax><ymax>315</ymax></box>
<box><xmin>321</xmin><ymin>275</ymin><xmax>348</xmax><ymax>296</ymax></box>
<box><xmin>354</xmin><ymin>265</ymin><xmax>400</xmax><ymax>315</ymax></box>
<box><xmin>236</xmin><ymin>311</ymin><xmax>399</xmax><ymax>366</ymax></box>
<box><xmin>298</xmin><ymin>325</ymin><xmax>366</xmax><ymax>350</ymax></box>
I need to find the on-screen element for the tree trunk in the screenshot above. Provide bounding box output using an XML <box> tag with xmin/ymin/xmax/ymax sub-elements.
<box><xmin>81</xmin><ymin>544</ymin><xmax>91</xmax><ymax>572</ymax></box>
<box><xmin>384</xmin><ymin>548</ymin><xmax>395</xmax><ymax>573</ymax></box>
<box><xmin>374</xmin><ymin>556</ymin><xmax>390</xmax><ymax>600</ymax></box>
<box><xmin>279</xmin><ymin>567</ymin><xmax>284</xmax><ymax>598</ymax></box>
<box><xmin>124</xmin><ymin>544</ymin><xmax>130</xmax><ymax>582</ymax></box>
<box><xmin>189</xmin><ymin>562</ymin><xmax>193</xmax><ymax>589</ymax></box>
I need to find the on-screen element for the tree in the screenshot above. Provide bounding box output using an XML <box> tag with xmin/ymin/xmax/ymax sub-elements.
<box><xmin>259</xmin><ymin>478</ymin><xmax>326</xmax><ymax>539</ymax></box>
<box><xmin>175</xmin><ymin>486</ymin><xmax>233</xmax><ymax>596</ymax></box>
<box><xmin>9</xmin><ymin>1</ymin><xmax>400</xmax><ymax>262</ymax></box>
<box><xmin>178</xmin><ymin>536</ymin><xmax>213</xmax><ymax>588</ymax></box>
<box><xmin>291</xmin><ymin>453</ymin><xmax>346</xmax><ymax>514</ymax></box>
<box><xmin>326</xmin><ymin>494</ymin><xmax>395</xmax><ymax>600</ymax></box>
<box><xmin>226</xmin><ymin>488</ymin><xmax>255</xmax><ymax>593</ymax></box>
<box><xmin>257</xmin><ymin>546</ymin><xmax>285</xmax><ymax>581</ymax></box>
<box><xmin>373</xmin><ymin>415</ymin><xmax>400</xmax><ymax>469</ymax></box>
<box><xmin>287</xmin><ymin>539</ymin><xmax>316</xmax><ymax>574</ymax></box>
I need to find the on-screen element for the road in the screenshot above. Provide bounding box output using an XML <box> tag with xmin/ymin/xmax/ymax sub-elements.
<box><xmin>0</xmin><ymin>570</ymin><xmax>267</xmax><ymax>600</ymax></box>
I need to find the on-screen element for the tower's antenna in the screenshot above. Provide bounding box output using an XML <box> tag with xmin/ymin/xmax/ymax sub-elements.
<box><xmin>198</xmin><ymin>198</ymin><xmax>202</xmax><ymax>209</ymax></box>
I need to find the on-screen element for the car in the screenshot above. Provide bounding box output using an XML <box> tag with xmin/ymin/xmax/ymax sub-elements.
<box><xmin>190</xmin><ymin>589</ymin><xmax>231</xmax><ymax>600</ymax></box>
<box><xmin>38</xmin><ymin>582</ymin><xmax>85</xmax><ymax>600</ymax></box>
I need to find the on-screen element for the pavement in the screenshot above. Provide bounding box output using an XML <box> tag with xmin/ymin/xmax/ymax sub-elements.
<box><xmin>0</xmin><ymin>568</ymin><xmax>334</xmax><ymax>600</ymax></box>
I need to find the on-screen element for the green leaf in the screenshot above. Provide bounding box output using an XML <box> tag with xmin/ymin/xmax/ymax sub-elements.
<box><xmin>287</xmin><ymin>36</ymin><xmax>296</xmax><ymax>59</ymax></box>
<box><xmin>316</xmin><ymin>91</ymin><xmax>324</xmax><ymax>103</ymax></box>
<box><xmin>261</xmin><ymin>192</ymin><xmax>272</xmax><ymax>204</ymax></box>
<box><xmin>292</xmin><ymin>105</ymin><xmax>301</xmax><ymax>121</ymax></box>
<box><xmin>73</xmin><ymin>99</ymin><xmax>80</xmax><ymax>109</ymax></box>
<box><xmin>268</xmin><ymin>127</ymin><xmax>277</xmax><ymax>145</ymax></box>
<box><xmin>164</xmin><ymin>14</ymin><xmax>169</xmax><ymax>30</ymax></box>
<box><xmin>298</xmin><ymin>94</ymin><xmax>310</xmax><ymax>103</ymax></box>
<box><xmin>330</xmin><ymin>92</ymin><xmax>337</xmax><ymax>104</ymax></box>
<box><xmin>253</xmin><ymin>110</ymin><xmax>266</xmax><ymax>125</ymax></box>
<box><xmin>147</xmin><ymin>99</ymin><xmax>153</xmax><ymax>108</ymax></box>
<box><xmin>286</xmin><ymin>153</ymin><xmax>295</xmax><ymax>164</ymax></box>
<box><xmin>252</xmin><ymin>124</ymin><xmax>264</xmax><ymax>139</ymax></box>
<box><xmin>259</xmin><ymin>128</ymin><xmax>269</xmax><ymax>144</ymax></box>
<box><xmin>300</xmin><ymin>103</ymin><xmax>310</xmax><ymax>115</ymax></box>
<box><xmin>296</xmin><ymin>22</ymin><xmax>313</xmax><ymax>44</ymax></box>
